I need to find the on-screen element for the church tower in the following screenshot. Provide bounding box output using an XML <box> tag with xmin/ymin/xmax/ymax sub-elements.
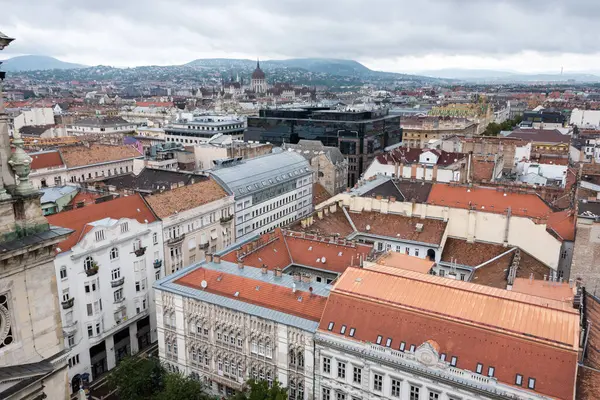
<box><xmin>251</xmin><ymin>58</ymin><xmax>267</xmax><ymax>94</ymax></box>
<box><xmin>0</xmin><ymin>31</ymin><xmax>73</xmax><ymax>400</ymax></box>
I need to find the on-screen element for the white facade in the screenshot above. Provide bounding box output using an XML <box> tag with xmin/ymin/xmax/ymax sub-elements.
<box><xmin>570</xmin><ymin>108</ymin><xmax>600</xmax><ymax>129</ymax></box>
<box><xmin>161</xmin><ymin>196</ymin><xmax>235</xmax><ymax>274</ymax></box>
<box><xmin>67</xmin><ymin>157</ymin><xmax>141</xmax><ymax>184</ymax></box>
<box><xmin>12</xmin><ymin>107</ymin><xmax>55</xmax><ymax>133</ymax></box>
<box><xmin>363</xmin><ymin>158</ymin><xmax>462</xmax><ymax>183</ymax></box>
<box><xmin>66</xmin><ymin>122</ymin><xmax>137</xmax><ymax>135</ymax></box>
<box><xmin>315</xmin><ymin>333</ymin><xmax>553</xmax><ymax>400</ymax></box>
<box><xmin>165</xmin><ymin>115</ymin><xmax>246</xmax><ymax>145</ymax></box>
<box><xmin>516</xmin><ymin>161</ymin><xmax>568</xmax><ymax>187</ymax></box>
<box><xmin>54</xmin><ymin>217</ymin><xmax>163</xmax><ymax>391</ymax></box>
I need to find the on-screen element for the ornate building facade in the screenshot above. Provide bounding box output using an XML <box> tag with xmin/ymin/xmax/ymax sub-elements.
<box><xmin>251</xmin><ymin>60</ymin><xmax>267</xmax><ymax>94</ymax></box>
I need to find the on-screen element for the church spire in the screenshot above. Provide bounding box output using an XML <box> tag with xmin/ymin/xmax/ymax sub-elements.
<box><xmin>257</xmin><ymin>58</ymin><xmax>260</xmax><ymax>69</ymax></box>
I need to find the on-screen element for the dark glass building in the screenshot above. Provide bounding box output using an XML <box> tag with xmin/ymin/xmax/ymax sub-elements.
<box><xmin>245</xmin><ymin>108</ymin><xmax>402</xmax><ymax>186</ymax></box>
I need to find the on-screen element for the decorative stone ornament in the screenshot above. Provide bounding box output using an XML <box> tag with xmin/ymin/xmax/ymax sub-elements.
<box><xmin>8</xmin><ymin>130</ymin><xmax>35</xmax><ymax>196</ymax></box>
<box><xmin>415</xmin><ymin>340</ymin><xmax>440</xmax><ymax>367</ymax></box>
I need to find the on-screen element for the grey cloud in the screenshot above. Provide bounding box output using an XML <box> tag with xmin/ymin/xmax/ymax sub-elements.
<box><xmin>1</xmin><ymin>0</ymin><xmax>598</xmax><ymax>66</ymax></box>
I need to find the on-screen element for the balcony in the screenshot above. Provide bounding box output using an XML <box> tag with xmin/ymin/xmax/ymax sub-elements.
<box><xmin>63</xmin><ymin>320</ymin><xmax>78</xmax><ymax>336</ymax></box>
<box><xmin>111</xmin><ymin>277</ymin><xmax>125</xmax><ymax>287</ymax></box>
<box><xmin>61</xmin><ymin>297</ymin><xmax>75</xmax><ymax>309</ymax></box>
<box><xmin>166</xmin><ymin>234</ymin><xmax>185</xmax><ymax>247</ymax></box>
<box><xmin>134</xmin><ymin>246</ymin><xmax>147</xmax><ymax>257</ymax></box>
<box><xmin>85</xmin><ymin>265</ymin><xmax>99</xmax><ymax>276</ymax></box>
<box><xmin>154</xmin><ymin>259</ymin><xmax>163</xmax><ymax>269</ymax></box>
<box><xmin>198</xmin><ymin>242</ymin><xmax>209</xmax><ymax>250</ymax></box>
<box><xmin>220</xmin><ymin>215</ymin><xmax>233</xmax><ymax>224</ymax></box>
<box><xmin>114</xmin><ymin>296</ymin><xmax>126</xmax><ymax>304</ymax></box>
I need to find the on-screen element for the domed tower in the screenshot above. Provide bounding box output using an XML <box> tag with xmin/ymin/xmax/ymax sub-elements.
<box><xmin>251</xmin><ymin>58</ymin><xmax>267</xmax><ymax>94</ymax></box>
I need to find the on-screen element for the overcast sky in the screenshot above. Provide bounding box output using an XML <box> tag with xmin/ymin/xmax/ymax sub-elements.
<box><xmin>1</xmin><ymin>0</ymin><xmax>599</xmax><ymax>73</ymax></box>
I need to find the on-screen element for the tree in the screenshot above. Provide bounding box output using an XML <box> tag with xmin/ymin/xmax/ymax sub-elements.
<box><xmin>231</xmin><ymin>379</ymin><xmax>288</xmax><ymax>400</ymax></box>
<box><xmin>154</xmin><ymin>373</ymin><xmax>209</xmax><ymax>400</ymax></box>
<box><xmin>107</xmin><ymin>356</ymin><xmax>164</xmax><ymax>400</ymax></box>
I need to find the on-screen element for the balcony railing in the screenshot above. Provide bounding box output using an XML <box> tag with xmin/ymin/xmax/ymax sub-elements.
<box><xmin>85</xmin><ymin>266</ymin><xmax>99</xmax><ymax>276</ymax></box>
<box><xmin>220</xmin><ymin>215</ymin><xmax>233</xmax><ymax>224</ymax></box>
<box><xmin>111</xmin><ymin>277</ymin><xmax>125</xmax><ymax>287</ymax></box>
<box><xmin>154</xmin><ymin>259</ymin><xmax>163</xmax><ymax>269</ymax></box>
<box><xmin>166</xmin><ymin>234</ymin><xmax>185</xmax><ymax>246</ymax></box>
<box><xmin>198</xmin><ymin>242</ymin><xmax>209</xmax><ymax>250</ymax></box>
<box><xmin>114</xmin><ymin>296</ymin><xmax>126</xmax><ymax>304</ymax></box>
<box><xmin>63</xmin><ymin>320</ymin><xmax>78</xmax><ymax>336</ymax></box>
<box><xmin>61</xmin><ymin>297</ymin><xmax>75</xmax><ymax>309</ymax></box>
<box><xmin>134</xmin><ymin>246</ymin><xmax>147</xmax><ymax>257</ymax></box>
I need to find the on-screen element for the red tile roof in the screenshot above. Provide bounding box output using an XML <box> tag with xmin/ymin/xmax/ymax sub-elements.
<box><xmin>376</xmin><ymin>147</ymin><xmax>466</xmax><ymax>167</ymax></box>
<box><xmin>175</xmin><ymin>267</ymin><xmax>327</xmax><ymax>321</ymax></box>
<box><xmin>507</xmin><ymin>128</ymin><xmax>569</xmax><ymax>144</ymax></box>
<box><xmin>47</xmin><ymin>194</ymin><xmax>157</xmax><ymax>252</ymax></box>
<box><xmin>511</xmin><ymin>278</ymin><xmax>575</xmax><ymax>303</ymax></box>
<box><xmin>546</xmin><ymin>210</ymin><xmax>576</xmax><ymax>241</ymax></box>
<box><xmin>221</xmin><ymin>228</ymin><xmax>371</xmax><ymax>275</ymax></box>
<box><xmin>69</xmin><ymin>191</ymin><xmax>103</xmax><ymax>207</ymax></box>
<box><xmin>320</xmin><ymin>267</ymin><xmax>579</xmax><ymax>400</ymax></box>
<box><xmin>427</xmin><ymin>184</ymin><xmax>553</xmax><ymax>219</ymax></box>
<box><xmin>30</xmin><ymin>150</ymin><xmax>64</xmax><ymax>170</ymax></box>
<box><xmin>135</xmin><ymin>101</ymin><xmax>173</xmax><ymax>107</ymax></box>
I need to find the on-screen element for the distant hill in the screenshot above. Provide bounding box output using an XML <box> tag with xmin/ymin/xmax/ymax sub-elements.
<box><xmin>0</xmin><ymin>55</ymin><xmax>86</xmax><ymax>72</ymax></box>
<box><xmin>422</xmin><ymin>68</ymin><xmax>600</xmax><ymax>82</ymax></box>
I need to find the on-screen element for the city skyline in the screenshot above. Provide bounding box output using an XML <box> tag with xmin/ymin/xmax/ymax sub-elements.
<box><xmin>2</xmin><ymin>0</ymin><xmax>600</xmax><ymax>74</ymax></box>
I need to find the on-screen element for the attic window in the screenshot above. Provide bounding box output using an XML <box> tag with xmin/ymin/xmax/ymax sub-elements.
<box><xmin>349</xmin><ymin>328</ymin><xmax>355</xmax><ymax>337</ymax></box>
<box><xmin>297</xmin><ymin>296</ymin><xmax>302</xmax><ymax>302</ymax></box>
<box><xmin>409</xmin><ymin>344</ymin><xmax>415</xmax><ymax>353</ymax></box>
<box><xmin>340</xmin><ymin>325</ymin><xmax>347</xmax><ymax>334</ymax></box>
<box><xmin>488</xmin><ymin>366</ymin><xmax>495</xmax><ymax>377</ymax></box>
<box><xmin>385</xmin><ymin>338</ymin><xmax>392</xmax><ymax>347</ymax></box>
<box><xmin>338</xmin><ymin>252</ymin><xmax>343</xmax><ymax>256</ymax></box>
<box><xmin>376</xmin><ymin>335</ymin><xmax>382</xmax><ymax>345</ymax></box>
<box><xmin>399</xmin><ymin>342</ymin><xmax>406</xmax><ymax>352</ymax></box>
<box><xmin>327</xmin><ymin>322</ymin><xmax>334</xmax><ymax>331</ymax></box>
<box><xmin>440</xmin><ymin>353</ymin><xmax>446</xmax><ymax>361</ymax></box>
<box><xmin>308</xmin><ymin>246</ymin><xmax>313</xmax><ymax>251</ymax></box>
<box><xmin>528</xmin><ymin>378</ymin><xmax>535</xmax><ymax>390</ymax></box>
<box><xmin>476</xmin><ymin>363</ymin><xmax>483</xmax><ymax>374</ymax></box>
<box><xmin>450</xmin><ymin>356</ymin><xmax>458</xmax><ymax>367</ymax></box>
<box><xmin>515</xmin><ymin>374</ymin><xmax>523</xmax><ymax>386</ymax></box>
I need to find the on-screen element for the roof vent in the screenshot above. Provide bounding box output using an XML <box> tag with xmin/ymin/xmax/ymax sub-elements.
<box><xmin>415</xmin><ymin>223</ymin><xmax>424</xmax><ymax>232</ymax></box>
<box><xmin>321</xmin><ymin>256</ymin><xmax>327</xmax><ymax>263</ymax></box>
<box><xmin>366</xmin><ymin>225</ymin><xmax>371</xmax><ymax>231</ymax></box>
<box><xmin>234</xmin><ymin>291</ymin><xmax>239</xmax><ymax>297</ymax></box>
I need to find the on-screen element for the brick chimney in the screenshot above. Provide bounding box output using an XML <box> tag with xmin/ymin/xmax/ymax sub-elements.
<box><xmin>261</xmin><ymin>264</ymin><xmax>268</xmax><ymax>274</ymax></box>
<box><xmin>214</xmin><ymin>254</ymin><xmax>221</xmax><ymax>264</ymax></box>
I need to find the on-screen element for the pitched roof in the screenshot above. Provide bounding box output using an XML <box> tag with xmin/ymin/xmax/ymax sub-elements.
<box><xmin>59</xmin><ymin>144</ymin><xmax>142</xmax><ymax>168</ymax></box>
<box><xmin>369</xmin><ymin>251</ymin><xmax>434</xmax><ymax>274</ymax></box>
<box><xmin>101</xmin><ymin>168</ymin><xmax>201</xmax><ymax>194</ymax></box>
<box><xmin>427</xmin><ymin>184</ymin><xmax>552</xmax><ymax>219</ymax></box>
<box><xmin>511</xmin><ymin>278</ymin><xmax>575</xmax><ymax>303</ymax></box>
<box><xmin>30</xmin><ymin>150</ymin><xmax>64</xmax><ymax>170</ymax></box>
<box><xmin>313</xmin><ymin>182</ymin><xmax>333</xmax><ymax>206</ymax></box>
<box><xmin>546</xmin><ymin>210</ymin><xmax>576</xmax><ymax>241</ymax></box>
<box><xmin>376</xmin><ymin>147</ymin><xmax>467</xmax><ymax>167</ymax></box>
<box><xmin>507</xmin><ymin>128</ymin><xmax>569</xmax><ymax>144</ymax></box>
<box><xmin>348</xmin><ymin>211</ymin><xmax>447</xmax><ymax>245</ymax></box>
<box><xmin>319</xmin><ymin>267</ymin><xmax>579</xmax><ymax>400</ymax></box>
<box><xmin>47</xmin><ymin>194</ymin><xmax>156</xmax><ymax>252</ymax></box>
<box><xmin>174</xmin><ymin>266</ymin><xmax>327</xmax><ymax>322</ymax></box>
<box><xmin>145</xmin><ymin>178</ymin><xmax>229</xmax><ymax>218</ymax></box>
<box><xmin>289</xmin><ymin>209</ymin><xmax>355</xmax><ymax>237</ymax></box>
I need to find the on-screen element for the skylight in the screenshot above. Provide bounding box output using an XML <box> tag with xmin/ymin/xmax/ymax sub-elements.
<box><xmin>340</xmin><ymin>325</ymin><xmax>347</xmax><ymax>334</ymax></box>
<box><xmin>327</xmin><ymin>322</ymin><xmax>334</xmax><ymax>331</ymax></box>
<box><xmin>349</xmin><ymin>328</ymin><xmax>355</xmax><ymax>337</ymax></box>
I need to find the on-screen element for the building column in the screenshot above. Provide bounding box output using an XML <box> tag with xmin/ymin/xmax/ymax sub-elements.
<box><xmin>130</xmin><ymin>322</ymin><xmax>139</xmax><ymax>355</ymax></box>
<box><xmin>106</xmin><ymin>335</ymin><xmax>116</xmax><ymax>371</ymax></box>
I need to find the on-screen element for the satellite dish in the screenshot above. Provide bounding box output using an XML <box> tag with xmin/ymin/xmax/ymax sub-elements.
<box><xmin>366</xmin><ymin>225</ymin><xmax>371</xmax><ymax>231</ymax></box>
<box><xmin>201</xmin><ymin>280</ymin><xmax>208</xmax><ymax>289</ymax></box>
<box><xmin>321</xmin><ymin>256</ymin><xmax>326</xmax><ymax>263</ymax></box>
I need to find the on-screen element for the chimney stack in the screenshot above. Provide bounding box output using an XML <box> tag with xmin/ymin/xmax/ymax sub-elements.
<box><xmin>274</xmin><ymin>268</ymin><xmax>283</xmax><ymax>278</ymax></box>
<box><xmin>206</xmin><ymin>253</ymin><xmax>213</xmax><ymax>263</ymax></box>
<box><xmin>261</xmin><ymin>264</ymin><xmax>268</xmax><ymax>274</ymax></box>
<box><xmin>214</xmin><ymin>254</ymin><xmax>221</xmax><ymax>264</ymax></box>
<box><xmin>238</xmin><ymin>260</ymin><xmax>244</xmax><ymax>270</ymax></box>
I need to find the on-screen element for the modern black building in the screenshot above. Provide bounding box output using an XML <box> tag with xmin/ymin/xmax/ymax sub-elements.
<box><xmin>521</xmin><ymin>109</ymin><xmax>565</xmax><ymax>127</ymax></box>
<box><xmin>245</xmin><ymin>108</ymin><xmax>402</xmax><ymax>186</ymax></box>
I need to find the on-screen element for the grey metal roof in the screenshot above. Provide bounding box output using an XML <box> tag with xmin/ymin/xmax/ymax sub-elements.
<box><xmin>210</xmin><ymin>152</ymin><xmax>311</xmax><ymax>198</ymax></box>
<box><xmin>154</xmin><ymin>261</ymin><xmax>328</xmax><ymax>332</ymax></box>
<box><xmin>283</xmin><ymin>140</ymin><xmax>346</xmax><ymax>165</ymax></box>
<box><xmin>0</xmin><ymin>226</ymin><xmax>73</xmax><ymax>254</ymax></box>
<box><xmin>40</xmin><ymin>186</ymin><xmax>78</xmax><ymax>204</ymax></box>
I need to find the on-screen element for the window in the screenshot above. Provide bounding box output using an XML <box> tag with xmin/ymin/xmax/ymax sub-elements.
<box><xmin>121</xmin><ymin>222</ymin><xmax>129</xmax><ymax>233</ymax></box>
<box><xmin>62</xmin><ymin>289</ymin><xmax>70</xmax><ymax>302</ymax></box>
<box><xmin>353</xmin><ymin>366</ymin><xmax>362</xmax><ymax>384</ymax></box>
<box><xmin>450</xmin><ymin>356</ymin><xmax>457</xmax><ymax>367</ymax></box>
<box><xmin>153</xmin><ymin>232</ymin><xmax>158</xmax><ymax>244</ymax></box>
<box><xmin>336</xmin><ymin>392</ymin><xmax>346</xmax><ymax>400</ymax></box>
<box><xmin>110</xmin><ymin>247</ymin><xmax>119</xmax><ymax>260</ymax></box>
<box><xmin>111</xmin><ymin>268</ymin><xmax>121</xmax><ymax>280</ymax></box>
<box><xmin>155</xmin><ymin>270</ymin><xmax>160</xmax><ymax>280</ymax></box>
<box><xmin>87</xmin><ymin>325</ymin><xmax>93</xmax><ymax>337</ymax></box>
<box><xmin>68</xmin><ymin>335</ymin><xmax>75</xmax><ymax>347</ymax></box>
<box><xmin>409</xmin><ymin>385</ymin><xmax>420</xmax><ymax>400</ymax></box>
<box><xmin>476</xmin><ymin>363</ymin><xmax>483</xmax><ymax>374</ymax></box>
<box><xmin>337</xmin><ymin>361</ymin><xmax>346</xmax><ymax>379</ymax></box>
<box><xmin>68</xmin><ymin>354</ymin><xmax>80</xmax><ymax>368</ymax></box>
<box><xmin>59</xmin><ymin>266</ymin><xmax>67</xmax><ymax>279</ymax></box>
<box><xmin>327</xmin><ymin>322</ymin><xmax>334</xmax><ymax>331</ymax></box>
<box><xmin>409</xmin><ymin>344</ymin><xmax>415</xmax><ymax>352</ymax></box>
<box><xmin>488</xmin><ymin>366</ymin><xmax>495</xmax><ymax>377</ymax></box>
<box><xmin>251</xmin><ymin>339</ymin><xmax>258</xmax><ymax>354</ymax></box>
<box><xmin>133</xmin><ymin>240</ymin><xmax>142</xmax><ymax>251</ymax></box>
<box><xmin>440</xmin><ymin>353</ymin><xmax>446</xmax><ymax>361</ymax></box>
<box><xmin>87</xmin><ymin>303</ymin><xmax>93</xmax><ymax>316</ymax></box>
<box><xmin>323</xmin><ymin>357</ymin><xmax>331</xmax><ymax>374</ymax></box>
<box><xmin>414</xmin><ymin>249</ymin><xmax>419</xmax><ymax>257</ymax></box>
<box><xmin>515</xmin><ymin>374</ymin><xmax>523</xmax><ymax>386</ymax></box>
<box><xmin>528</xmin><ymin>378</ymin><xmax>535</xmax><ymax>390</ymax></box>
<box><xmin>340</xmin><ymin>325</ymin><xmax>347</xmax><ymax>334</ymax></box>
<box><xmin>428</xmin><ymin>391</ymin><xmax>439</xmax><ymax>400</ymax></box>
<box><xmin>114</xmin><ymin>288</ymin><xmax>123</xmax><ymax>302</ymax></box>
<box><xmin>385</xmin><ymin>338</ymin><xmax>392</xmax><ymax>347</ymax></box>
<box><xmin>322</xmin><ymin>388</ymin><xmax>330</xmax><ymax>400</ymax></box>
<box><xmin>95</xmin><ymin>230</ymin><xmax>105</xmax><ymax>241</ymax></box>
<box><xmin>391</xmin><ymin>379</ymin><xmax>401</xmax><ymax>397</ymax></box>
<box><xmin>83</xmin><ymin>256</ymin><xmax>94</xmax><ymax>271</ymax></box>
<box><xmin>373</xmin><ymin>373</ymin><xmax>382</xmax><ymax>391</ymax></box>
<box><xmin>376</xmin><ymin>335</ymin><xmax>382</xmax><ymax>345</ymax></box>
<box><xmin>349</xmin><ymin>328</ymin><xmax>355</xmax><ymax>337</ymax></box>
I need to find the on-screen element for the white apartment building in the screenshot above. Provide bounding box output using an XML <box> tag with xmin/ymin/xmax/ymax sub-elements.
<box><xmin>314</xmin><ymin>266</ymin><xmax>579</xmax><ymax>400</ymax></box>
<box><xmin>154</xmin><ymin>255</ymin><xmax>331</xmax><ymax>398</ymax></box>
<box><xmin>47</xmin><ymin>194</ymin><xmax>163</xmax><ymax>393</ymax></box>
<box><xmin>165</xmin><ymin>115</ymin><xmax>246</xmax><ymax>145</ymax></box>
<box><xmin>211</xmin><ymin>151</ymin><xmax>313</xmax><ymax>241</ymax></box>
<box><xmin>66</xmin><ymin>116</ymin><xmax>137</xmax><ymax>135</ymax></box>
<box><xmin>145</xmin><ymin>178</ymin><xmax>235</xmax><ymax>275</ymax></box>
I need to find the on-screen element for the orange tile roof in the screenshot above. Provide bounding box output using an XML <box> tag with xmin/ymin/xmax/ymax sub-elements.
<box><xmin>348</xmin><ymin>211</ymin><xmax>447</xmax><ymax>245</ymax></box>
<box><xmin>175</xmin><ymin>267</ymin><xmax>327</xmax><ymax>321</ymax></box>
<box><xmin>546</xmin><ymin>210</ymin><xmax>576</xmax><ymax>241</ymax></box>
<box><xmin>511</xmin><ymin>278</ymin><xmax>575</xmax><ymax>303</ymax></box>
<box><xmin>30</xmin><ymin>150</ymin><xmax>64</xmax><ymax>170</ymax></box>
<box><xmin>289</xmin><ymin>209</ymin><xmax>354</xmax><ymax>237</ymax></box>
<box><xmin>313</xmin><ymin>182</ymin><xmax>333</xmax><ymax>206</ymax></box>
<box><xmin>427</xmin><ymin>184</ymin><xmax>552</xmax><ymax>219</ymax></box>
<box><xmin>145</xmin><ymin>178</ymin><xmax>229</xmax><ymax>218</ymax></box>
<box><xmin>69</xmin><ymin>191</ymin><xmax>103</xmax><ymax>207</ymax></box>
<box><xmin>369</xmin><ymin>251</ymin><xmax>434</xmax><ymax>274</ymax></box>
<box><xmin>319</xmin><ymin>267</ymin><xmax>579</xmax><ymax>400</ymax></box>
<box><xmin>47</xmin><ymin>194</ymin><xmax>157</xmax><ymax>252</ymax></box>
<box><xmin>59</xmin><ymin>144</ymin><xmax>142</xmax><ymax>168</ymax></box>
<box><xmin>221</xmin><ymin>229</ymin><xmax>372</xmax><ymax>275</ymax></box>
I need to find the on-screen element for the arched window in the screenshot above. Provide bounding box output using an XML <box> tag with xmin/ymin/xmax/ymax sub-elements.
<box><xmin>267</xmin><ymin>370</ymin><xmax>273</xmax><ymax>387</ymax></box>
<box><xmin>173</xmin><ymin>341</ymin><xmax>178</xmax><ymax>356</ymax></box>
<box><xmin>298</xmin><ymin>381</ymin><xmax>304</xmax><ymax>400</ymax></box>
<box><xmin>266</xmin><ymin>342</ymin><xmax>272</xmax><ymax>358</ymax></box>
<box><xmin>289</xmin><ymin>379</ymin><xmax>296</xmax><ymax>400</ymax></box>
<box><xmin>259</xmin><ymin>368</ymin><xmax>265</xmax><ymax>381</ymax></box>
<box><xmin>238</xmin><ymin>362</ymin><xmax>243</xmax><ymax>378</ymax></box>
<box><xmin>251</xmin><ymin>366</ymin><xmax>258</xmax><ymax>379</ymax></box>
<box><xmin>224</xmin><ymin>359</ymin><xmax>230</xmax><ymax>374</ymax></box>
<box><xmin>83</xmin><ymin>256</ymin><xmax>94</xmax><ymax>270</ymax></box>
<box><xmin>298</xmin><ymin>352</ymin><xmax>304</xmax><ymax>368</ymax></box>
<box><xmin>110</xmin><ymin>247</ymin><xmax>119</xmax><ymax>260</ymax></box>
<box><xmin>289</xmin><ymin>349</ymin><xmax>296</xmax><ymax>365</ymax></box>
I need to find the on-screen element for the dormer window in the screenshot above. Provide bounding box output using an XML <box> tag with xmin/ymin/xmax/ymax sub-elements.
<box><xmin>349</xmin><ymin>328</ymin><xmax>355</xmax><ymax>337</ymax></box>
<box><xmin>385</xmin><ymin>338</ymin><xmax>392</xmax><ymax>347</ymax></box>
<box><xmin>95</xmin><ymin>230</ymin><xmax>105</xmax><ymax>241</ymax></box>
<box><xmin>409</xmin><ymin>344</ymin><xmax>415</xmax><ymax>352</ymax></box>
<box><xmin>399</xmin><ymin>342</ymin><xmax>406</xmax><ymax>352</ymax></box>
<box><xmin>528</xmin><ymin>378</ymin><xmax>535</xmax><ymax>390</ymax></box>
<box><xmin>327</xmin><ymin>322</ymin><xmax>334</xmax><ymax>331</ymax></box>
<box><xmin>450</xmin><ymin>356</ymin><xmax>457</xmax><ymax>367</ymax></box>
<box><xmin>440</xmin><ymin>353</ymin><xmax>446</xmax><ymax>361</ymax></box>
<box><xmin>515</xmin><ymin>374</ymin><xmax>523</xmax><ymax>386</ymax></box>
<box><xmin>488</xmin><ymin>366</ymin><xmax>495</xmax><ymax>377</ymax></box>
<box><xmin>376</xmin><ymin>335</ymin><xmax>382</xmax><ymax>345</ymax></box>
<box><xmin>476</xmin><ymin>363</ymin><xmax>483</xmax><ymax>374</ymax></box>
<box><xmin>340</xmin><ymin>325</ymin><xmax>347</xmax><ymax>334</ymax></box>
